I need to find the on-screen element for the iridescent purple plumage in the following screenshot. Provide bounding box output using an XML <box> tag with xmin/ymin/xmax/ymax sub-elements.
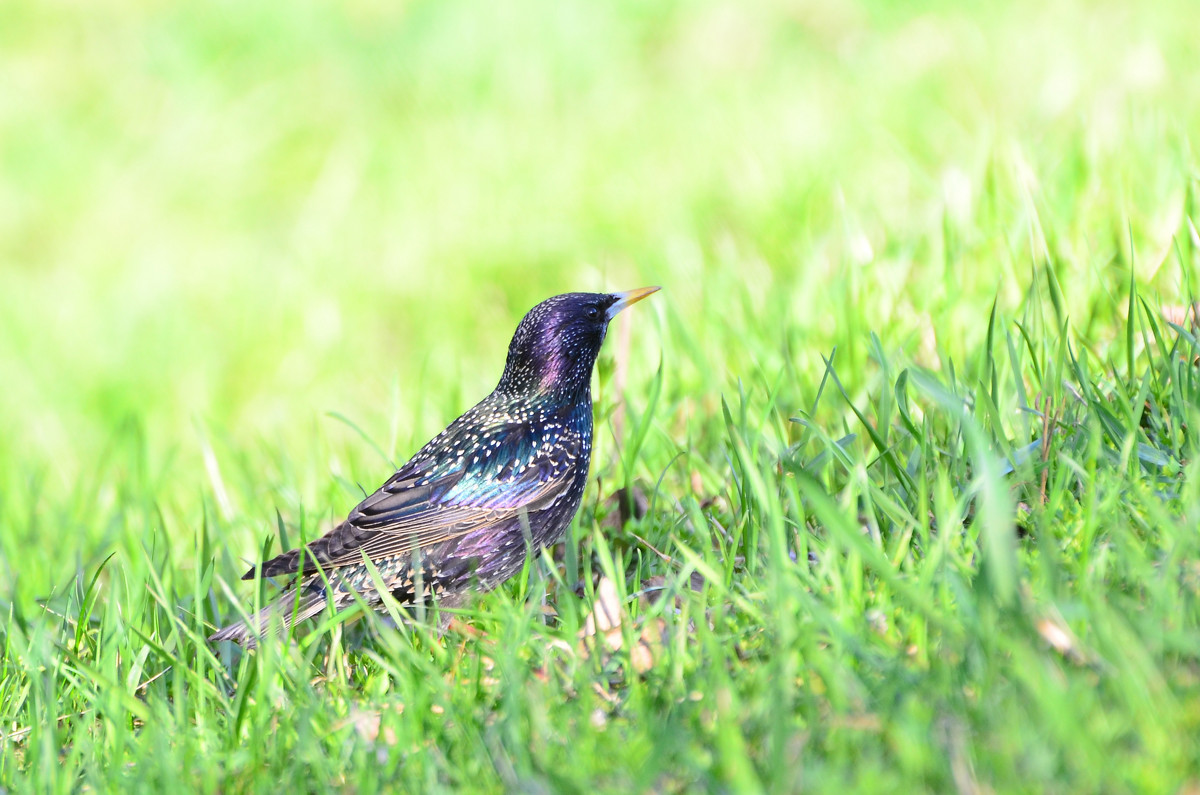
<box><xmin>210</xmin><ymin>288</ymin><xmax>658</xmax><ymax>645</ymax></box>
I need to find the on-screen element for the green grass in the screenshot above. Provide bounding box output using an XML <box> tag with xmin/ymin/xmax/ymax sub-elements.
<box><xmin>4</xmin><ymin>0</ymin><xmax>1200</xmax><ymax>791</ymax></box>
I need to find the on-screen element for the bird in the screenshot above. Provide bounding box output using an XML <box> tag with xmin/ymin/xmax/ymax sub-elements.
<box><xmin>210</xmin><ymin>287</ymin><xmax>659</xmax><ymax>645</ymax></box>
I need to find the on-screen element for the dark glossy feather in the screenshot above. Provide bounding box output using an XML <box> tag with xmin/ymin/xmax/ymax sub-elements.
<box><xmin>246</xmin><ymin>402</ymin><xmax>586</xmax><ymax>579</ymax></box>
<box><xmin>210</xmin><ymin>288</ymin><xmax>657</xmax><ymax>645</ymax></box>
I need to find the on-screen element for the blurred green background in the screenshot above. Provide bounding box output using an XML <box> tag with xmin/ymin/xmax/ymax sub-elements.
<box><xmin>4</xmin><ymin>0</ymin><xmax>1193</xmax><ymax>479</ymax></box>
<box><xmin>2</xmin><ymin>0</ymin><xmax>1200</xmax><ymax>787</ymax></box>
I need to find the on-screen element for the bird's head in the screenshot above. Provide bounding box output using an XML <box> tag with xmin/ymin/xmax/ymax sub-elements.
<box><xmin>497</xmin><ymin>287</ymin><xmax>659</xmax><ymax>397</ymax></box>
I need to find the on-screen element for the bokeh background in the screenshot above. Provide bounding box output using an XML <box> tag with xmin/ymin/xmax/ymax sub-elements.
<box><xmin>4</xmin><ymin>1</ymin><xmax>1200</xmax><ymax>789</ymax></box>
<box><xmin>2</xmin><ymin>0</ymin><xmax>1197</xmax><ymax>648</ymax></box>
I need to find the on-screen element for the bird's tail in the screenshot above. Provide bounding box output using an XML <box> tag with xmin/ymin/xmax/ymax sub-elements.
<box><xmin>209</xmin><ymin>584</ymin><xmax>328</xmax><ymax>647</ymax></box>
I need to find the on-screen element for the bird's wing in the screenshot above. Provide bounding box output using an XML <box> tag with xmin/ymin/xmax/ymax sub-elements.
<box><xmin>246</xmin><ymin>420</ymin><xmax>583</xmax><ymax>579</ymax></box>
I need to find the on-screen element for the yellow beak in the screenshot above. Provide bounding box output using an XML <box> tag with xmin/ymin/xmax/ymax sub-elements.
<box><xmin>607</xmin><ymin>286</ymin><xmax>661</xmax><ymax>319</ymax></box>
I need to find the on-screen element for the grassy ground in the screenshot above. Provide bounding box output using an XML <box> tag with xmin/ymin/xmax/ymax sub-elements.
<box><xmin>3</xmin><ymin>0</ymin><xmax>1200</xmax><ymax>791</ymax></box>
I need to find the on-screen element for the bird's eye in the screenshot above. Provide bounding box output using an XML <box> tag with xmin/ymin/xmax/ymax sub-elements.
<box><xmin>585</xmin><ymin>305</ymin><xmax>601</xmax><ymax>320</ymax></box>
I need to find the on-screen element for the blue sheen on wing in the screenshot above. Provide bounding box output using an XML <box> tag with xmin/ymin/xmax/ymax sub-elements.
<box><xmin>434</xmin><ymin>402</ymin><xmax>589</xmax><ymax>511</ymax></box>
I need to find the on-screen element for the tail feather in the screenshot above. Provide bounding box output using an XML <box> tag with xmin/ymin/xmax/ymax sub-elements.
<box><xmin>209</xmin><ymin>585</ymin><xmax>328</xmax><ymax>646</ymax></box>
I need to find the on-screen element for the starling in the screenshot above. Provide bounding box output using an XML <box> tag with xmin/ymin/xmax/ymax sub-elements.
<box><xmin>210</xmin><ymin>287</ymin><xmax>659</xmax><ymax>644</ymax></box>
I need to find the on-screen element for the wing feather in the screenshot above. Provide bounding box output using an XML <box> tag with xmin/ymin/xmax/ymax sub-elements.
<box><xmin>247</xmin><ymin>418</ymin><xmax>583</xmax><ymax>579</ymax></box>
